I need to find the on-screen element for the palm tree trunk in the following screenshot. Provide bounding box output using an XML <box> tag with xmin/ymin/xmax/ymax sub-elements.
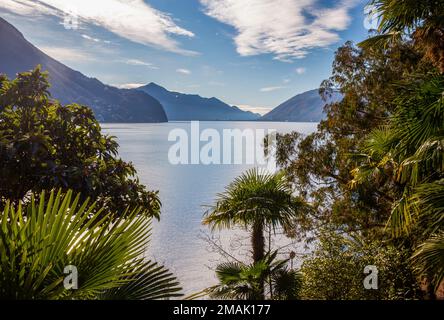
<box><xmin>252</xmin><ymin>221</ymin><xmax>265</xmax><ymax>263</ymax></box>
<box><xmin>268</xmin><ymin>225</ymin><xmax>273</xmax><ymax>300</ymax></box>
<box><xmin>251</xmin><ymin>221</ymin><xmax>265</xmax><ymax>299</ymax></box>
<box><xmin>426</xmin><ymin>271</ymin><xmax>437</xmax><ymax>300</ymax></box>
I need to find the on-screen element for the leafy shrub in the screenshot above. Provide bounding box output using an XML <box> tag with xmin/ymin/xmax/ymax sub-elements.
<box><xmin>300</xmin><ymin>231</ymin><xmax>422</xmax><ymax>300</ymax></box>
<box><xmin>0</xmin><ymin>67</ymin><xmax>160</xmax><ymax>218</ymax></box>
<box><xmin>0</xmin><ymin>189</ymin><xmax>182</xmax><ymax>300</ymax></box>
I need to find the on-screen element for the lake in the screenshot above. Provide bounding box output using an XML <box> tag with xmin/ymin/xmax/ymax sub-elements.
<box><xmin>102</xmin><ymin>121</ymin><xmax>317</xmax><ymax>295</ymax></box>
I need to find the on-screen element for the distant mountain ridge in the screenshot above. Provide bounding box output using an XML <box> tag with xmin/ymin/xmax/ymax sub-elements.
<box><xmin>0</xmin><ymin>17</ymin><xmax>167</xmax><ymax>123</ymax></box>
<box><xmin>137</xmin><ymin>82</ymin><xmax>260</xmax><ymax>121</ymax></box>
<box><xmin>261</xmin><ymin>89</ymin><xmax>342</xmax><ymax>122</ymax></box>
<box><xmin>0</xmin><ymin>16</ymin><xmax>341</xmax><ymax>124</ymax></box>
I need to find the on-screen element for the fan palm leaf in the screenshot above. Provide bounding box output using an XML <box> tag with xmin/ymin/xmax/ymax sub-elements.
<box><xmin>203</xmin><ymin>168</ymin><xmax>308</xmax><ymax>261</ymax></box>
<box><xmin>204</xmin><ymin>169</ymin><xmax>307</xmax><ymax>232</ymax></box>
<box><xmin>0</xmin><ymin>189</ymin><xmax>182</xmax><ymax>300</ymax></box>
<box><xmin>359</xmin><ymin>0</ymin><xmax>444</xmax><ymax>72</ymax></box>
<box><xmin>412</xmin><ymin>232</ymin><xmax>444</xmax><ymax>291</ymax></box>
<box><xmin>98</xmin><ymin>260</ymin><xmax>182</xmax><ymax>300</ymax></box>
<box><xmin>208</xmin><ymin>251</ymin><xmax>301</xmax><ymax>300</ymax></box>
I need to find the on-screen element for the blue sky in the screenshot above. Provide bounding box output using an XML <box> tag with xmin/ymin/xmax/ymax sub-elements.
<box><xmin>0</xmin><ymin>0</ymin><xmax>371</xmax><ymax>114</ymax></box>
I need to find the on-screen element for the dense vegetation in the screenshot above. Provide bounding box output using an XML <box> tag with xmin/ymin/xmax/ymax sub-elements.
<box><xmin>0</xmin><ymin>190</ymin><xmax>181</xmax><ymax>299</ymax></box>
<box><xmin>204</xmin><ymin>0</ymin><xmax>444</xmax><ymax>300</ymax></box>
<box><xmin>0</xmin><ymin>69</ymin><xmax>179</xmax><ymax>299</ymax></box>
<box><xmin>1</xmin><ymin>0</ymin><xmax>443</xmax><ymax>301</ymax></box>
<box><xmin>203</xmin><ymin>169</ymin><xmax>308</xmax><ymax>299</ymax></box>
<box><xmin>0</xmin><ymin>68</ymin><xmax>161</xmax><ymax>218</ymax></box>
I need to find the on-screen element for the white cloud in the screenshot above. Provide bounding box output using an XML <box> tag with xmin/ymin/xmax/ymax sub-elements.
<box><xmin>260</xmin><ymin>86</ymin><xmax>286</xmax><ymax>92</ymax></box>
<box><xmin>200</xmin><ymin>0</ymin><xmax>357</xmax><ymax>61</ymax></box>
<box><xmin>81</xmin><ymin>34</ymin><xmax>101</xmax><ymax>42</ymax></box>
<box><xmin>39</xmin><ymin>46</ymin><xmax>95</xmax><ymax>62</ymax></box>
<box><xmin>122</xmin><ymin>59</ymin><xmax>159</xmax><ymax>69</ymax></box>
<box><xmin>176</xmin><ymin>68</ymin><xmax>191</xmax><ymax>75</ymax></box>
<box><xmin>0</xmin><ymin>0</ymin><xmax>196</xmax><ymax>55</ymax></box>
<box><xmin>236</xmin><ymin>104</ymin><xmax>271</xmax><ymax>115</ymax></box>
<box><xmin>295</xmin><ymin>67</ymin><xmax>306</xmax><ymax>74</ymax></box>
<box><xmin>115</xmin><ymin>83</ymin><xmax>146</xmax><ymax>89</ymax></box>
<box><xmin>0</xmin><ymin>0</ymin><xmax>55</xmax><ymax>16</ymax></box>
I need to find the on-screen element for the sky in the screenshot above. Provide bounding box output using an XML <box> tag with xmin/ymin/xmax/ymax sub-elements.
<box><xmin>0</xmin><ymin>0</ymin><xmax>372</xmax><ymax>114</ymax></box>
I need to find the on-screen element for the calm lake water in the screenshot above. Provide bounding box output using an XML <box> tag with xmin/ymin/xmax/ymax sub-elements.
<box><xmin>102</xmin><ymin>121</ymin><xmax>317</xmax><ymax>295</ymax></box>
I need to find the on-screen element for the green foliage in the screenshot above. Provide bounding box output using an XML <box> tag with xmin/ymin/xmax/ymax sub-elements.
<box><xmin>414</xmin><ymin>180</ymin><xmax>444</xmax><ymax>235</ymax></box>
<box><xmin>352</xmin><ymin>73</ymin><xmax>444</xmax><ymax>234</ymax></box>
<box><xmin>203</xmin><ymin>168</ymin><xmax>308</xmax><ymax>299</ymax></box>
<box><xmin>205</xmin><ymin>0</ymin><xmax>444</xmax><ymax>300</ymax></box>
<box><xmin>300</xmin><ymin>231</ymin><xmax>422</xmax><ymax>300</ymax></box>
<box><xmin>0</xmin><ymin>67</ymin><xmax>160</xmax><ymax>218</ymax></box>
<box><xmin>271</xmin><ymin>267</ymin><xmax>302</xmax><ymax>300</ymax></box>
<box><xmin>273</xmin><ymin>2</ymin><xmax>444</xmax><ymax>294</ymax></box>
<box><xmin>204</xmin><ymin>169</ymin><xmax>308</xmax><ymax>233</ymax></box>
<box><xmin>204</xmin><ymin>168</ymin><xmax>309</xmax><ymax>265</ymax></box>
<box><xmin>208</xmin><ymin>251</ymin><xmax>302</xmax><ymax>300</ymax></box>
<box><xmin>412</xmin><ymin>232</ymin><xmax>444</xmax><ymax>292</ymax></box>
<box><xmin>0</xmin><ymin>189</ymin><xmax>182</xmax><ymax>300</ymax></box>
<box><xmin>360</xmin><ymin>0</ymin><xmax>444</xmax><ymax>72</ymax></box>
<box><xmin>274</xmin><ymin>40</ymin><xmax>430</xmax><ymax>239</ymax></box>
<box><xmin>98</xmin><ymin>261</ymin><xmax>182</xmax><ymax>300</ymax></box>
<box><xmin>350</xmin><ymin>0</ymin><xmax>444</xmax><ymax>295</ymax></box>
<box><xmin>351</xmin><ymin>72</ymin><xmax>444</xmax><ymax>291</ymax></box>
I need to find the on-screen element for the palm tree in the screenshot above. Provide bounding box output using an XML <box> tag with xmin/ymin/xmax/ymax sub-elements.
<box><xmin>351</xmin><ymin>72</ymin><xmax>444</xmax><ymax>293</ymax></box>
<box><xmin>0</xmin><ymin>189</ymin><xmax>182</xmax><ymax>300</ymax></box>
<box><xmin>208</xmin><ymin>251</ymin><xmax>302</xmax><ymax>300</ymax></box>
<box><xmin>360</xmin><ymin>0</ymin><xmax>444</xmax><ymax>72</ymax></box>
<box><xmin>204</xmin><ymin>169</ymin><xmax>307</xmax><ymax>263</ymax></box>
<box><xmin>411</xmin><ymin>180</ymin><xmax>444</xmax><ymax>294</ymax></box>
<box><xmin>203</xmin><ymin>168</ymin><xmax>308</xmax><ymax>298</ymax></box>
<box><xmin>412</xmin><ymin>232</ymin><xmax>444</xmax><ymax>293</ymax></box>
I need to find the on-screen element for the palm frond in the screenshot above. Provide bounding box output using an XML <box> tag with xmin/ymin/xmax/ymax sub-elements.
<box><xmin>272</xmin><ymin>269</ymin><xmax>302</xmax><ymax>300</ymax></box>
<box><xmin>0</xmin><ymin>189</ymin><xmax>182</xmax><ymax>300</ymax></box>
<box><xmin>387</xmin><ymin>189</ymin><xmax>417</xmax><ymax>237</ymax></box>
<box><xmin>98</xmin><ymin>260</ymin><xmax>182</xmax><ymax>300</ymax></box>
<box><xmin>359</xmin><ymin>32</ymin><xmax>402</xmax><ymax>50</ymax></box>
<box><xmin>208</xmin><ymin>251</ymin><xmax>301</xmax><ymax>300</ymax></box>
<box><xmin>413</xmin><ymin>179</ymin><xmax>444</xmax><ymax>234</ymax></box>
<box><xmin>412</xmin><ymin>232</ymin><xmax>444</xmax><ymax>291</ymax></box>
<box><xmin>203</xmin><ymin>168</ymin><xmax>308</xmax><ymax>233</ymax></box>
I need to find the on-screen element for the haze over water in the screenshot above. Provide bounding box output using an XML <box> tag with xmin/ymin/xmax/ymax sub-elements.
<box><xmin>103</xmin><ymin>121</ymin><xmax>317</xmax><ymax>294</ymax></box>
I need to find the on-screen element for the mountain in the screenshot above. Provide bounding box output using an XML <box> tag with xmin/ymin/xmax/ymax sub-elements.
<box><xmin>0</xmin><ymin>17</ymin><xmax>167</xmax><ymax>123</ymax></box>
<box><xmin>261</xmin><ymin>89</ymin><xmax>342</xmax><ymax>122</ymax></box>
<box><xmin>137</xmin><ymin>82</ymin><xmax>260</xmax><ymax>121</ymax></box>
